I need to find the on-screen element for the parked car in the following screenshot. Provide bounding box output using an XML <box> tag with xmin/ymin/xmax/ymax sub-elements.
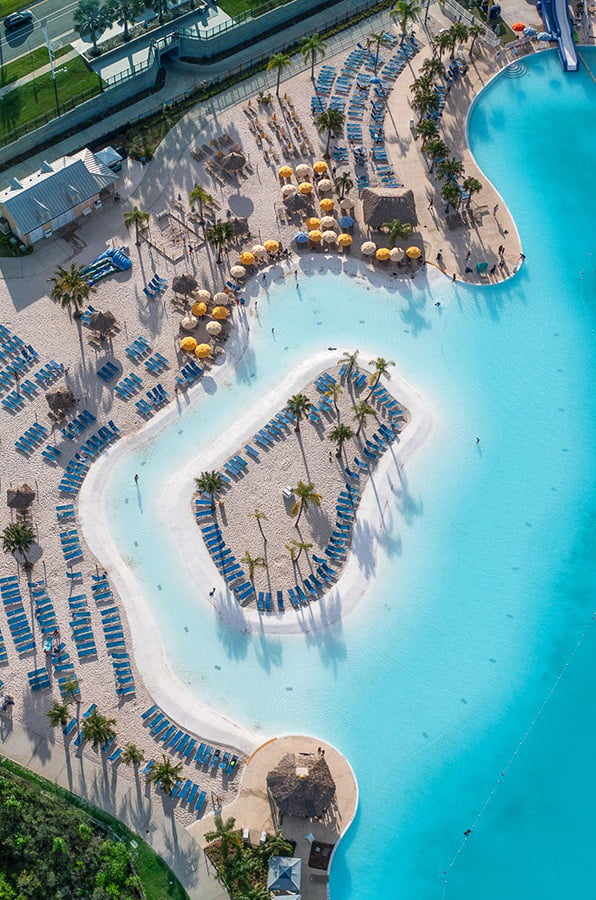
<box><xmin>4</xmin><ymin>10</ymin><xmax>33</xmax><ymax>30</ymax></box>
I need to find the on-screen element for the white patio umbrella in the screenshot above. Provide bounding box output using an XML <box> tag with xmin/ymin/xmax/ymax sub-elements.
<box><xmin>252</xmin><ymin>244</ymin><xmax>268</xmax><ymax>258</ymax></box>
<box><xmin>282</xmin><ymin>184</ymin><xmax>297</xmax><ymax>198</ymax></box>
<box><xmin>361</xmin><ymin>241</ymin><xmax>377</xmax><ymax>256</ymax></box>
<box><xmin>317</xmin><ymin>178</ymin><xmax>333</xmax><ymax>192</ymax></box>
<box><xmin>196</xmin><ymin>289</ymin><xmax>211</xmax><ymax>302</ymax></box>
<box><xmin>389</xmin><ymin>247</ymin><xmax>404</xmax><ymax>262</ymax></box>
<box><xmin>295</xmin><ymin>163</ymin><xmax>311</xmax><ymax>180</ymax></box>
<box><xmin>320</xmin><ymin>215</ymin><xmax>337</xmax><ymax>229</ymax></box>
<box><xmin>230</xmin><ymin>265</ymin><xmax>246</xmax><ymax>279</ymax></box>
<box><xmin>181</xmin><ymin>314</ymin><xmax>197</xmax><ymax>331</ymax></box>
<box><xmin>340</xmin><ymin>197</ymin><xmax>355</xmax><ymax>210</ymax></box>
<box><xmin>206</xmin><ymin>321</ymin><xmax>222</xmax><ymax>335</ymax></box>
<box><xmin>213</xmin><ymin>291</ymin><xmax>229</xmax><ymax>304</ymax></box>
<box><xmin>322</xmin><ymin>230</ymin><xmax>338</xmax><ymax>243</ymax></box>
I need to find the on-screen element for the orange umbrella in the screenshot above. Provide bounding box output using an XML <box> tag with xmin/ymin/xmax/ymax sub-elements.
<box><xmin>180</xmin><ymin>337</ymin><xmax>197</xmax><ymax>352</ymax></box>
<box><xmin>309</xmin><ymin>230</ymin><xmax>323</xmax><ymax>243</ymax></box>
<box><xmin>195</xmin><ymin>343</ymin><xmax>211</xmax><ymax>358</ymax></box>
<box><xmin>313</xmin><ymin>160</ymin><xmax>328</xmax><ymax>173</ymax></box>
<box><xmin>298</xmin><ymin>182</ymin><xmax>313</xmax><ymax>194</ymax></box>
<box><xmin>191</xmin><ymin>301</ymin><xmax>208</xmax><ymax>317</ymax></box>
<box><xmin>320</xmin><ymin>198</ymin><xmax>334</xmax><ymax>212</ymax></box>
<box><xmin>512</xmin><ymin>22</ymin><xmax>526</xmax><ymax>30</ymax></box>
<box><xmin>212</xmin><ymin>306</ymin><xmax>229</xmax><ymax>319</ymax></box>
<box><xmin>306</xmin><ymin>217</ymin><xmax>321</xmax><ymax>230</ymax></box>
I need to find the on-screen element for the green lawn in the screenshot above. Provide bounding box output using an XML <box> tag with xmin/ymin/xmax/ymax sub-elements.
<box><xmin>0</xmin><ymin>54</ymin><xmax>102</xmax><ymax>142</ymax></box>
<box><xmin>0</xmin><ymin>44</ymin><xmax>70</xmax><ymax>88</ymax></box>
<box><xmin>219</xmin><ymin>0</ymin><xmax>289</xmax><ymax>20</ymax></box>
<box><xmin>0</xmin><ymin>757</ymin><xmax>189</xmax><ymax>900</ymax></box>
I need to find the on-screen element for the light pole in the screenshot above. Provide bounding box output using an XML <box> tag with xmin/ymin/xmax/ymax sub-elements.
<box><xmin>40</xmin><ymin>18</ymin><xmax>60</xmax><ymax>114</ymax></box>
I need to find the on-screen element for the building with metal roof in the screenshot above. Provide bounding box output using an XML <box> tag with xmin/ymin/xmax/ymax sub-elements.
<box><xmin>0</xmin><ymin>148</ymin><xmax>118</xmax><ymax>247</ymax></box>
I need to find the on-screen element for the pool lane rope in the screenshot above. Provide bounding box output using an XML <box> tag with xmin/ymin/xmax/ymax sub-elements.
<box><xmin>440</xmin><ymin>609</ymin><xmax>596</xmax><ymax>898</ymax></box>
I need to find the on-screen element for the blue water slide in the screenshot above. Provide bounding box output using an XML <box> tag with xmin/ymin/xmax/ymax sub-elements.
<box><xmin>538</xmin><ymin>0</ymin><xmax>578</xmax><ymax>70</ymax></box>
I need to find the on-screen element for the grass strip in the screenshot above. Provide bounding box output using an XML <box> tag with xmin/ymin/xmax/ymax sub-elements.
<box><xmin>0</xmin><ymin>756</ymin><xmax>189</xmax><ymax>900</ymax></box>
<box><xmin>0</xmin><ymin>44</ymin><xmax>71</xmax><ymax>88</ymax></box>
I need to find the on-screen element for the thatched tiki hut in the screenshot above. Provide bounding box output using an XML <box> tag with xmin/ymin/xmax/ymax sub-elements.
<box><xmin>6</xmin><ymin>483</ymin><xmax>35</xmax><ymax>510</ymax></box>
<box><xmin>89</xmin><ymin>310</ymin><xmax>117</xmax><ymax>337</ymax></box>
<box><xmin>172</xmin><ymin>274</ymin><xmax>198</xmax><ymax>298</ymax></box>
<box><xmin>361</xmin><ymin>187</ymin><xmax>418</xmax><ymax>232</ymax></box>
<box><xmin>267</xmin><ymin>752</ymin><xmax>336</xmax><ymax>822</ymax></box>
<box><xmin>46</xmin><ymin>385</ymin><xmax>76</xmax><ymax>420</ymax></box>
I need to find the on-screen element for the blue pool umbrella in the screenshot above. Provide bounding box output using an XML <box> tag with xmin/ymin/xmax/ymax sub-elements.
<box><xmin>294</xmin><ymin>231</ymin><xmax>309</xmax><ymax>244</ymax></box>
<box><xmin>524</xmin><ymin>26</ymin><xmax>537</xmax><ymax>36</ymax></box>
<box><xmin>537</xmin><ymin>31</ymin><xmax>553</xmax><ymax>40</ymax></box>
<box><xmin>338</xmin><ymin>215</ymin><xmax>354</xmax><ymax>228</ymax></box>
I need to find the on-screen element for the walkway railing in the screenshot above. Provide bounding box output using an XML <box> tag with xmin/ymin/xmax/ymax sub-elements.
<box><xmin>442</xmin><ymin>0</ymin><xmax>501</xmax><ymax>47</ymax></box>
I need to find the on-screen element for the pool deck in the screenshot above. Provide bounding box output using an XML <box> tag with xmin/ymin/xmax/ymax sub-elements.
<box><xmin>188</xmin><ymin>734</ymin><xmax>358</xmax><ymax>900</ymax></box>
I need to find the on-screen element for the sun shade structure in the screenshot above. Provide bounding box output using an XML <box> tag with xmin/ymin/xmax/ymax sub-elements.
<box><xmin>313</xmin><ymin>160</ymin><xmax>328</xmax><ymax>174</ymax></box>
<box><xmin>206</xmin><ymin>321</ymin><xmax>222</xmax><ymax>336</ymax></box>
<box><xmin>319</xmin><ymin>198</ymin><xmax>334</xmax><ymax>212</ymax></box>
<box><xmin>195</xmin><ymin>343</ymin><xmax>211</xmax><ymax>358</ymax></box>
<box><xmin>361</xmin><ymin>188</ymin><xmax>418</xmax><ymax>230</ymax></box>
<box><xmin>294</xmin><ymin>231</ymin><xmax>309</xmax><ymax>244</ymax></box>
<box><xmin>322</xmin><ymin>230</ymin><xmax>338</xmax><ymax>243</ymax></box>
<box><xmin>6</xmin><ymin>483</ymin><xmax>36</xmax><ymax>510</ymax></box>
<box><xmin>180</xmin><ymin>336</ymin><xmax>197</xmax><ymax>352</ymax></box>
<box><xmin>317</xmin><ymin>178</ymin><xmax>333</xmax><ymax>192</ymax></box>
<box><xmin>172</xmin><ymin>274</ymin><xmax>198</xmax><ymax>296</ymax></box>
<box><xmin>340</xmin><ymin>196</ymin><xmax>355</xmax><ymax>210</ymax></box>
<box><xmin>375</xmin><ymin>247</ymin><xmax>391</xmax><ymax>261</ymax></box>
<box><xmin>338</xmin><ymin>233</ymin><xmax>353</xmax><ymax>246</ymax></box>
<box><xmin>46</xmin><ymin>385</ymin><xmax>76</xmax><ymax>417</ymax></box>
<box><xmin>338</xmin><ymin>215</ymin><xmax>354</xmax><ymax>228</ymax></box>
<box><xmin>89</xmin><ymin>310</ymin><xmax>116</xmax><ymax>335</ymax></box>
<box><xmin>267</xmin><ymin>856</ymin><xmax>302</xmax><ymax>894</ymax></box>
<box><xmin>306</xmin><ymin>217</ymin><xmax>321</xmax><ymax>230</ymax></box>
<box><xmin>267</xmin><ymin>752</ymin><xmax>336</xmax><ymax>819</ymax></box>
<box><xmin>278</xmin><ymin>165</ymin><xmax>294</xmax><ymax>179</ymax></box>
<box><xmin>309</xmin><ymin>230</ymin><xmax>323</xmax><ymax>242</ymax></box>
<box><xmin>230</xmin><ymin>265</ymin><xmax>246</xmax><ymax>279</ymax></box>
<box><xmin>282</xmin><ymin>184</ymin><xmax>297</xmax><ymax>198</ymax></box>
<box><xmin>213</xmin><ymin>292</ymin><xmax>229</xmax><ymax>304</ymax></box>
<box><xmin>320</xmin><ymin>216</ymin><xmax>336</xmax><ymax>229</ymax></box>
<box><xmin>251</xmin><ymin>244</ymin><xmax>268</xmax><ymax>258</ymax></box>
<box><xmin>196</xmin><ymin>289</ymin><xmax>211</xmax><ymax>302</ymax></box>
<box><xmin>240</xmin><ymin>251</ymin><xmax>256</xmax><ymax>265</ymax></box>
<box><xmin>212</xmin><ymin>306</ymin><xmax>229</xmax><ymax>319</ymax></box>
<box><xmin>298</xmin><ymin>182</ymin><xmax>313</xmax><ymax>195</ymax></box>
<box><xmin>406</xmin><ymin>246</ymin><xmax>422</xmax><ymax>259</ymax></box>
<box><xmin>284</xmin><ymin>193</ymin><xmax>308</xmax><ymax>212</ymax></box>
<box><xmin>264</xmin><ymin>239</ymin><xmax>279</xmax><ymax>253</ymax></box>
<box><xmin>361</xmin><ymin>241</ymin><xmax>377</xmax><ymax>256</ymax></box>
<box><xmin>181</xmin><ymin>314</ymin><xmax>197</xmax><ymax>331</ymax></box>
<box><xmin>221</xmin><ymin>151</ymin><xmax>246</xmax><ymax>171</ymax></box>
<box><xmin>295</xmin><ymin>163</ymin><xmax>312</xmax><ymax>180</ymax></box>
<box><xmin>390</xmin><ymin>247</ymin><xmax>404</xmax><ymax>262</ymax></box>
<box><xmin>512</xmin><ymin>21</ymin><xmax>526</xmax><ymax>30</ymax></box>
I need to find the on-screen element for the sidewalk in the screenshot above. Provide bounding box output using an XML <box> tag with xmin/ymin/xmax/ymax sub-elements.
<box><xmin>0</xmin><ymin>49</ymin><xmax>79</xmax><ymax>101</ymax></box>
<box><xmin>0</xmin><ymin>714</ymin><xmax>225</xmax><ymax>900</ymax></box>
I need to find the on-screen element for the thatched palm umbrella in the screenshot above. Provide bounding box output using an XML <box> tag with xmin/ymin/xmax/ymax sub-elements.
<box><xmin>266</xmin><ymin>753</ymin><xmax>336</xmax><ymax>819</ymax></box>
<box><xmin>284</xmin><ymin>193</ymin><xmax>309</xmax><ymax>214</ymax></box>
<box><xmin>89</xmin><ymin>310</ymin><xmax>117</xmax><ymax>336</ymax></box>
<box><xmin>172</xmin><ymin>274</ymin><xmax>198</xmax><ymax>297</ymax></box>
<box><xmin>46</xmin><ymin>385</ymin><xmax>76</xmax><ymax>418</ymax></box>
<box><xmin>361</xmin><ymin>187</ymin><xmax>418</xmax><ymax>230</ymax></box>
<box><xmin>221</xmin><ymin>151</ymin><xmax>246</xmax><ymax>172</ymax></box>
<box><xmin>7</xmin><ymin>483</ymin><xmax>36</xmax><ymax>510</ymax></box>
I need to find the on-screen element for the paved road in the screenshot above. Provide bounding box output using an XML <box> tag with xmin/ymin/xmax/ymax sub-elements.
<box><xmin>0</xmin><ymin>0</ymin><xmax>82</xmax><ymax>66</ymax></box>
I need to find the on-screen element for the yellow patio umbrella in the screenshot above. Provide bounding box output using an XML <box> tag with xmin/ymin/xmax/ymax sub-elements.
<box><xmin>338</xmin><ymin>233</ymin><xmax>353</xmax><ymax>247</ymax></box>
<box><xmin>375</xmin><ymin>247</ymin><xmax>391</xmax><ymax>261</ymax></box>
<box><xmin>251</xmin><ymin>244</ymin><xmax>268</xmax><ymax>258</ymax></box>
<box><xmin>389</xmin><ymin>247</ymin><xmax>404</xmax><ymax>262</ymax></box>
<box><xmin>181</xmin><ymin>313</ymin><xmax>198</xmax><ymax>330</ymax></box>
<box><xmin>298</xmin><ymin>182</ymin><xmax>313</xmax><ymax>195</ymax></box>
<box><xmin>295</xmin><ymin>163</ymin><xmax>311</xmax><ymax>180</ymax></box>
<box><xmin>317</xmin><ymin>178</ymin><xmax>333</xmax><ymax>192</ymax></box>
<box><xmin>195</xmin><ymin>343</ymin><xmax>211</xmax><ymax>358</ymax></box>
<box><xmin>230</xmin><ymin>265</ymin><xmax>246</xmax><ymax>279</ymax></box>
<box><xmin>282</xmin><ymin>184</ymin><xmax>297</xmax><ymax>198</ymax></box>
<box><xmin>206</xmin><ymin>321</ymin><xmax>222</xmax><ymax>336</ymax></box>
<box><xmin>213</xmin><ymin>291</ymin><xmax>229</xmax><ymax>304</ymax></box>
<box><xmin>306</xmin><ymin>217</ymin><xmax>321</xmax><ymax>230</ymax></box>
<box><xmin>240</xmin><ymin>251</ymin><xmax>256</xmax><ymax>266</ymax></box>
<box><xmin>322</xmin><ymin>230</ymin><xmax>338</xmax><ymax>243</ymax></box>
<box><xmin>278</xmin><ymin>165</ymin><xmax>293</xmax><ymax>179</ymax></box>
<box><xmin>320</xmin><ymin>215</ymin><xmax>336</xmax><ymax>229</ymax></box>
<box><xmin>180</xmin><ymin>336</ymin><xmax>197</xmax><ymax>352</ymax></box>
<box><xmin>313</xmin><ymin>160</ymin><xmax>328</xmax><ymax>174</ymax></box>
<box><xmin>191</xmin><ymin>301</ymin><xmax>208</xmax><ymax>316</ymax></box>
<box><xmin>212</xmin><ymin>306</ymin><xmax>229</xmax><ymax>319</ymax></box>
<box><xmin>361</xmin><ymin>241</ymin><xmax>377</xmax><ymax>256</ymax></box>
<box><xmin>309</xmin><ymin>230</ymin><xmax>323</xmax><ymax>243</ymax></box>
<box><xmin>264</xmin><ymin>239</ymin><xmax>279</xmax><ymax>253</ymax></box>
<box><xmin>320</xmin><ymin>198</ymin><xmax>335</xmax><ymax>212</ymax></box>
<box><xmin>406</xmin><ymin>246</ymin><xmax>422</xmax><ymax>259</ymax></box>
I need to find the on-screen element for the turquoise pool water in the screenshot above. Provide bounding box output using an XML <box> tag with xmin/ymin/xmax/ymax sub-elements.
<box><xmin>102</xmin><ymin>50</ymin><xmax>596</xmax><ymax>897</ymax></box>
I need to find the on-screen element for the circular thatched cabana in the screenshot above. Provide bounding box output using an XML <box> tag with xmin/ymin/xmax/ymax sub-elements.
<box><xmin>46</xmin><ymin>385</ymin><xmax>76</xmax><ymax>418</ymax></box>
<box><xmin>267</xmin><ymin>752</ymin><xmax>336</xmax><ymax>819</ymax></box>
<box><xmin>89</xmin><ymin>310</ymin><xmax>117</xmax><ymax>336</ymax></box>
<box><xmin>7</xmin><ymin>483</ymin><xmax>35</xmax><ymax>510</ymax></box>
<box><xmin>361</xmin><ymin>187</ymin><xmax>418</xmax><ymax>231</ymax></box>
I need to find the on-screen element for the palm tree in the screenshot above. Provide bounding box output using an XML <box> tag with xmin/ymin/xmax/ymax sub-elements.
<box><xmin>411</xmin><ymin>89</ymin><xmax>440</xmax><ymax>124</ymax></box>
<box><xmin>205</xmin><ymin>815</ymin><xmax>242</xmax><ymax>862</ymax></box>
<box><xmin>106</xmin><ymin>0</ymin><xmax>143</xmax><ymax>41</ymax></box>
<box><xmin>301</xmin><ymin>33</ymin><xmax>326</xmax><ymax>80</ymax></box>
<box><xmin>123</xmin><ymin>206</ymin><xmax>149</xmax><ymax>246</ymax></box>
<box><xmin>353</xmin><ymin>400</ymin><xmax>376</xmax><ymax>436</ymax></box>
<box><xmin>328</xmin><ymin>423</ymin><xmax>354</xmax><ymax>458</ymax></box>
<box><xmin>60</xmin><ymin>676</ymin><xmax>80</xmax><ymax>701</ymax></box>
<box><xmin>146</xmin><ymin>755</ymin><xmax>183</xmax><ymax>795</ymax></box>
<box><xmin>410</xmin><ymin>73</ymin><xmax>434</xmax><ymax>98</ymax></box>
<box><xmin>260</xmin><ymin>831</ymin><xmax>294</xmax><ymax>858</ymax></box>
<box><xmin>122</xmin><ymin>743</ymin><xmax>145</xmax><ymax>767</ymax></box>
<box><xmin>248</xmin><ymin>509</ymin><xmax>268</xmax><ymax>543</ymax></box>
<box><xmin>290</xmin><ymin>481</ymin><xmax>322</xmax><ymax>528</ymax></box>
<box><xmin>420</xmin><ymin>56</ymin><xmax>446</xmax><ymax>80</ymax></box>
<box><xmin>449</xmin><ymin>22</ymin><xmax>469</xmax><ymax>58</ymax></box>
<box><xmin>206</xmin><ymin>220</ymin><xmax>235</xmax><ymax>264</ymax></box>
<box><xmin>49</xmin><ymin>263</ymin><xmax>95</xmax><ymax>315</ymax></box>
<box><xmin>286</xmin><ymin>539</ymin><xmax>313</xmax><ymax>564</ymax></box>
<box><xmin>150</xmin><ymin>0</ymin><xmax>167</xmax><ymax>24</ymax></box>
<box><xmin>339</xmin><ymin>349</ymin><xmax>359</xmax><ymax>379</ymax></box>
<box><xmin>334</xmin><ymin>172</ymin><xmax>354</xmax><ymax>201</ymax></box>
<box><xmin>414</xmin><ymin>118</ymin><xmax>438</xmax><ymax>145</ymax></box>
<box><xmin>316</xmin><ymin>108</ymin><xmax>345</xmax><ymax>158</ymax></box>
<box><xmin>287</xmin><ymin>393</ymin><xmax>312</xmax><ymax>431</ymax></box>
<box><xmin>73</xmin><ymin>0</ymin><xmax>113</xmax><ymax>55</ymax></box>
<box><xmin>391</xmin><ymin>0</ymin><xmax>420</xmax><ymax>44</ymax></box>
<box><xmin>323</xmin><ymin>382</ymin><xmax>342</xmax><ymax>418</ymax></box>
<box><xmin>433</xmin><ymin>29</ymin><xmax>452</xmax><ymax>58</ymax></box>
<box><xmin>82</xmin><ymin>710</ymin><xmax>116</xmax><ymax>750</ymax></box>
<box><xmin>437</xmin><ymin>156</ymin><xmax>465</xmax><ymax>183</ymax></box>
<box><xmin>2</xmin><ymin>522</ymin><xmax>35</xmax><ymax>567</ymax></box>
<box><xmin>425</xmin><ymin>138</ymin><xmax>449</xmax><ymax>173</ymax></box>
<box><xmin>468</xmin><ymin>22</ymin><xmax>484</xmax><ymax>58</ymax></box>
<box><xmin>382</xmin><ymin>218</ymin><xmax>414</xmax><ymax>247</ymax></box>
<box><xmin>462</xmin><ymin>175</ymin><xmax>483</xmax><ymax>207</ymax></box>
<box><xmin>267</xmin><ymin>52</ymin><xmax>291</xmax><ymax>96</ymax></box>
<box><xmin>366</xmin><ymin>357</ymin><xmax>395</xmax><ymax>399</ymax></box>
<box><xmin>241</xmin><ymin>551</ymin><xmax>267</xmax><ymax>583</ymax></box>
<box><xmin>366</xmin><ymin>31</ymin><xmax>392</xmax><ymax>74</ymax></box>
<box><xmin>195</xmin><ymin>471</ymin><xmax>225</xmax><ymax>512</ymax></box>
<box><xmin>441</xmin><ymin>179</ymin><xmax>462</xmax><ymax>212</ymax></box>
<box><xmin>46</xmin><ymin>701</ymin><xmax>71</xmax><ymax>728</ymax></box>
<box><xmin>188</xmin><ymin>183</ymin><xmax>214</xmax><ymax>234</ymax></box>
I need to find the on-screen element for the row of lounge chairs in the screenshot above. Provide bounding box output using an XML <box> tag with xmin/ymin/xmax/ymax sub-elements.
<box><xmin>143</xmin><ymin>274</ymin><xmax>168</xmax><ymax>300</ymax></box>
<box><xmin>142</xmin><ymin>704</ymin><xmax>239</xmax><ymax>778</ymax></box>
<box><xmin>175</xmin><ymin>360</ymin><xmax>203</xmax><ymax>388</ymax></box>
<box><xmin>0</xmin><ymin>358</ymin><xmax>61</xmax><ymax>411</ymax></box>
<box><xmin>29</xmin><ymin>580</ymin><xmax>58</xmax><ymax>637</ymax></box>
<box><xmin>15</xmin><ymin>422</ymin><xmax>48</xmax><ymax>454</ymax></box>
<box><xmin>125</xmin><ymin>335</ymin><xmax>151</xmax><ymax>361</ymax></box>
<box><xmin>115</xmin><ymin>372</ymin><xmax>143</xmax><ymax>400</ymax></box>
<box><xmin>61</xmin><ymin>409</ymin><xmax>96</xmax><ymax>440</ymax></box>
<box><xmin>61</xmin><ymin>528</ymin><xmax>83</xmax><ymax>563</ymax></box>
<box><xmin>97</xmin><ymin>361</ymin><xmax>120</xmax><ymax>382</ymax></box>
<box><xmin>135</xmin><ymin>383</ymin><xmax>169</xmax><ymax>417</ymax></box>
<box><xmin>201</xmin><ymin>523</ymin><xmax>255</xmax><ymax>603</ymax></box>
<box><xmin>0</xmin><ymin>576</ymin><xmax>35</xmax><ymax>655</ymax></box>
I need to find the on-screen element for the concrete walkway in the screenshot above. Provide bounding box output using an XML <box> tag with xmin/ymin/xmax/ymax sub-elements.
<box><xmin>0</xmin><ymin>713</ymin><xmax>226</xmax><ymax>900</ymax></box>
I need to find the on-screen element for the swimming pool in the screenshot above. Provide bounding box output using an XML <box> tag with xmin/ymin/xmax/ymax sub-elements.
<box><xmin>86</xmin><ymin>50</ymin><xmax>596</xmax><ymax>898</ymax></box>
